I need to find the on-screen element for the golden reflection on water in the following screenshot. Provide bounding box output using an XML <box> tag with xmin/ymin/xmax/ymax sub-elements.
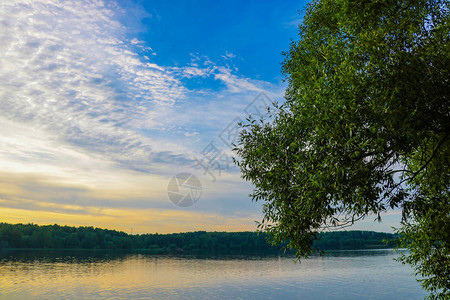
<box><xmin>0</xmin><ymin>251</ymin><xmax>426</xmax><ymax>300</ymax></box>
<box><xmin>1</xmin><ymin>255</ymin><xmax>292</xmax><ymax>293</ymax></box>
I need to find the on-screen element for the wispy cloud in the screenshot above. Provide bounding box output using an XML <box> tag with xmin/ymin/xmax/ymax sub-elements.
<box><xmin>0</xmin><ymin>0</ymin><xmax>284</xmax><ymax>231</ymax></box>
<box><xmin>222</xmin><ymin>51</ymin><xmax>236</xmax><ymax>60</ymax></box>
<box><xmin>0</xmin><ymin>0</ymin><xmax>280</xmax><ymax>168</ymax></box>
<box><xmin>1</xmin><ymin>0</ymin><xmax>189</xmax><ymax>164</ymax></box>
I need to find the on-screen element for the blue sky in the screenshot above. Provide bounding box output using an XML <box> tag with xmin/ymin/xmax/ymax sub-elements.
<box><xmin>0</xmin><ymin>0</ymin><xmax>401</xmax><ymax>233</ymax></box>
<box><xmin>127</xmin><ymin>0</ymin><xmax>302</xmax><ymax>82</ymax></box>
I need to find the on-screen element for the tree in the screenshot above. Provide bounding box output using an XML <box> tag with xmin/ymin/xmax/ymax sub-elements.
<box><xmin>234</xmin><ymin>0</ymin><xmax>449</xmax><ymax>297</ymax></box>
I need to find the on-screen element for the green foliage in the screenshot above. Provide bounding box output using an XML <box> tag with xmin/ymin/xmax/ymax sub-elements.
<box><xmin>315</xmin><ymin>230</ymin><xmax>397</xmax><ymax>250</ymax></box>
<box><xmin>0</xmin><ymin>223</ymin><xmax>396</xmax><ymax>254</ymax></box>
<box><xmin>397</xmin><ymin>200</ymin><xmax>450</xmax><ymax>299</ymax></box>
<box><xmin>234</xmin><ymin>0</ymin><xmax>449</xmax><ymax>297</ymax></box>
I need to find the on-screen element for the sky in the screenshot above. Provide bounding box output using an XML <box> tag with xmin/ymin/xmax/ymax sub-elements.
<box><xmin>0</xmin><ymin>0</ymin><xmax>401</xmax><ymax>234</ymax></box>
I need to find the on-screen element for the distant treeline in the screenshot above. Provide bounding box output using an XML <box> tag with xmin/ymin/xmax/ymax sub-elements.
<box><xmin>0</xmin><ymin>223</ymin><xmax>398</xmax><ymax>254</ymax></box>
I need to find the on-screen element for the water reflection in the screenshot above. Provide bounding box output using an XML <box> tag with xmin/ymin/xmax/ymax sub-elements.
<box><xmin>0</xmin><ymin>249</ymin><xmax>425</xmax><ymax>300</ymax></box>
<box><xmin>322</xmin><ymin>249</ymin><xmax>407</xmax><ymax>257</ymax></box>
<box><xmin>0</xmin><ymin>249</ymin><xmax>129</xmax><ymax>264</ymax></box>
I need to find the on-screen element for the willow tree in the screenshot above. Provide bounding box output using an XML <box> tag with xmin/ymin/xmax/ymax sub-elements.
<box><xmin>235</xmin><ymin>0</ymin><xmax>449</xmax><ymax>297</ymax></box>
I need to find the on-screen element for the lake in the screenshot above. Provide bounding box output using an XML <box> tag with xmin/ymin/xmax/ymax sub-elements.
<box><xmin>0</xmin><ymin>249</ymin><xmax>426</xmax><ymax>299</ymax></box>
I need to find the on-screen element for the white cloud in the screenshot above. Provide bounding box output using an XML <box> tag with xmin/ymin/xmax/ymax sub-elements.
<box><xmin>0</xmin><ymin>0</ymin><xmax>279</xmax><ymax>166</ymax></box>
<box><xmin>213</xmin><ymin>65</ymin><xmax>265</xmax><ymax>93</ymax></box>
<box><xmin>0</xmin><ymin>0</ymin><xmax>282</xmax><ymax>228</ymax></box>
<box><xmin>172</xmin><ymin>59</ymin><xmax>274</xmax><ymax>94</ymax></box>
<box><xmin>221</xmin><ymin>51</ymin><xmax>236</xmax><ymax>60</ymax></box>
<box><xmin>0</xmin><ymin>0</ymin><xmax>190</xmax><ymax>167</ymax></box>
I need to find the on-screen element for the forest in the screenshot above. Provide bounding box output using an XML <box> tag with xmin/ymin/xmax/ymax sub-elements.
<box><xmin>0</xmin><ymin>223</ymin><xmax>398</xmax><ymax>255</ymax></box>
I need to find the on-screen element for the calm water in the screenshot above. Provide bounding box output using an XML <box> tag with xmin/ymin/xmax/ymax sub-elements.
<box><xmin>0</xmin><ymin>249</ymin><xmax>426</xmax><ymax>299</ymax></box>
